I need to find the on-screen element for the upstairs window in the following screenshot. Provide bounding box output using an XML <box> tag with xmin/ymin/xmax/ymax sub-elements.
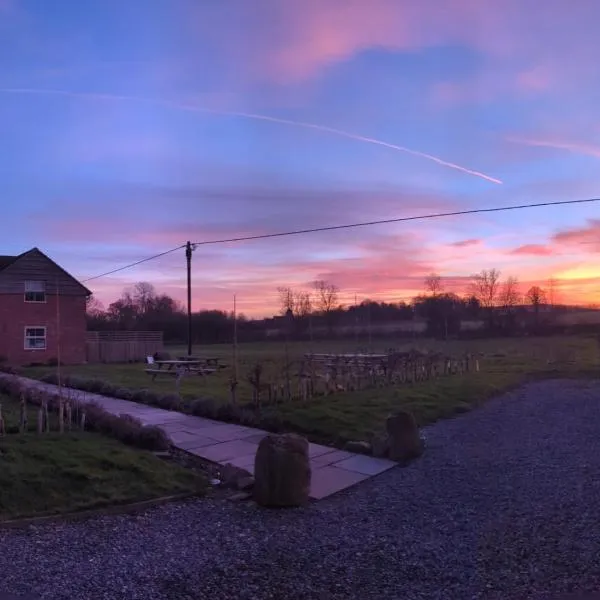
<box><xmin>24</xmin><ymin>326</ymin><xmax>46</xmax><ymax>350</ymax></box>
<box><xmin>24</xmin><ymin>280</ymin><xmax>46</xmax><ymax>303</ymax></box>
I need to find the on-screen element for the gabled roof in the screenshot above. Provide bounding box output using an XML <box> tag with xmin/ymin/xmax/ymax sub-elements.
<box><xmin>0</xmin><ymin>247</ymin><xmax>92</xmax><ymax>296</ymax></box>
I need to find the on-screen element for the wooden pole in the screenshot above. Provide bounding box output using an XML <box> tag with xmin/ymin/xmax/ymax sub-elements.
<box><xmin>56</xmin><ymin>277</ymin><xmax>64</xmax><ymax>433</ymax></box>
<box><xmin>233</xmin><ymin>294</ymin><xmax>238</xmax><ymax>381</ymax></box>
<box><xmin>186</xmin><ymin>241</ymin><xmax>193</xmax><ymax>357</ymax></box>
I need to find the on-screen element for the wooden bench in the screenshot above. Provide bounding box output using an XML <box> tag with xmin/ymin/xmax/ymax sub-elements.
<box><xmin>144</xmin><ymin>368</ymin><xmax>179</xmax><ymax>381</ymax></box>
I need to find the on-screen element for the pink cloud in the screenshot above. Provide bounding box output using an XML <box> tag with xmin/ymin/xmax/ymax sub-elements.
<box><xmin>506</xmin><ymin>135</ymin><xmax>600</xmax><ymax>160</ymax></box>
<box><xmin>450</xmin><ymin>238</ymin><xmax>480</xmax><ymax>248</ymax></box>
<box><xmin>510</xmin><ymin>244</ymin><xmax>554</xmax><ymax>256</ymax></box>
<box><xmin>186</xmin><ymin>0</ymin><xmax>600</xmax><ymax>87</ymax></box>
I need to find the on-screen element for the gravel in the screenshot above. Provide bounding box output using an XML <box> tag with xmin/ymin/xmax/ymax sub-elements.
<box><xmin>2</xmin><ymin>379</ymin><xmax>600</xmax><ymax>600</ymax></box>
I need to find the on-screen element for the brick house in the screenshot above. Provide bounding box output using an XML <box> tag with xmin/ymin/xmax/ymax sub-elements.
<box><xmin>0</xmin><ymin>247</ymin><xmax>91</xmax><ymax>365</ymax></box>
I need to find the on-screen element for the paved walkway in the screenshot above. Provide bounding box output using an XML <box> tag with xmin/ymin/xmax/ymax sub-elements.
<box><xmin>18</xmin><ymin>377</ymin><xmax>396</xmax><ymax>500</ymax></box>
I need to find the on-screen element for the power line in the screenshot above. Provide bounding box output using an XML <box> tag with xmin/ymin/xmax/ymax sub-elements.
<box><xmin>191</xmin><ymin>198</ymin><xmax>600</xmax><ymax>246</ymax></box>
<box><xmin>81</xmin><ymin>197</ymin><xmax>600</xmax><ymax>283</ymax></box>
<box><xmin>82</xmin><ymin>244</ymin><xmax>185</xmax><ymax>283</ymax></box>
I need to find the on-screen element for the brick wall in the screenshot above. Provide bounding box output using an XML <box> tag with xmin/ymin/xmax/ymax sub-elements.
<box><xmin>0</xmin><ymin>294</ymin><xmax>87</xmax><ymax>365</ymax></box>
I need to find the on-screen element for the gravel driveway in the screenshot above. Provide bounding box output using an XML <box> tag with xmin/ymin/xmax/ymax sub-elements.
<box><xmin>2</xmin><ymin>379</ymin><xmax>600</xmax><ymax>600</ymax></box>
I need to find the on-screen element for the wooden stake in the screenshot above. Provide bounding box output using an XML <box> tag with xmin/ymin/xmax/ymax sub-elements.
<box><xmin>232</xmin><ymin>294</ymin><xmax>238</xmax><ymax>404</ymax></box>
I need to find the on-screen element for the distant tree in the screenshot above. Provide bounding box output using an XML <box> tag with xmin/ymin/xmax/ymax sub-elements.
<box><xmin>294</xmin><ymin>291</ymin><xmax>312</xmax><ymax>318</ymax></box>
<box><xmin>86</xmin><ymin>294</ymin><xmax>105</xmax><ymax>317</ymax></box>
<box><xmin>313</xmin><ymin>279</ymin><xmax>339</xmax><ymax>333</ymax></box>
<box><xmin>424</xmin><ymin>273</ymin><xmax>443</xmax><ymax>297</ymax></box>
<box><xmin>413</xmin><ymin>292</ymin><xmax>462</xmax><ymax>338</ymax></box>
<box><xmin>277</xmin><ymin>286</ymin><xmax>295</xmax><ymax>316</ymax></box>
<box><xmin>471</xmin><ymin>268</ymin><xmax>501</xmax><ymax>327</ymax></box>
<box><xmin>500</xmin><ymin>276</ymin><xmax>520</xmax><ymax>312</ymax></box>
<box><xmin>133</xmin><ymin>282</ymin><xmax>157</xmax><ymax>314</ymax></box>
<box><xmin>313</xmin><ymin>280</ymin><xmax>339</xmax><ymax>314</ymax></box>
<box><xmin>527</xmin><ymin>285</ymin><xmax>546</xmax><ymax>325</ymax></box>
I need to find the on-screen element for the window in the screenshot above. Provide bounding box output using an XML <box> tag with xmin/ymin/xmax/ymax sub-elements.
<box><xmin>24</xmin><ymin>327</ymin><xmax>46</xmax><ymax>350</ymax></box>
<box><xmin>24</xmin><ymin>280</ymin><xmax>46</xmax><ymax>303</ymax></box>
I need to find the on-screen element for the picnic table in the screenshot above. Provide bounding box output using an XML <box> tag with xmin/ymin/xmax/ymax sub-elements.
<box><xmin>144</xmin><ymin>358</ymin><xmax>219</xmax><ymax>381</ymax></box>
<box><xmin>176</xmin><ymin>356</ymin><xmax>227</xmax><ymax>370</ymax></box>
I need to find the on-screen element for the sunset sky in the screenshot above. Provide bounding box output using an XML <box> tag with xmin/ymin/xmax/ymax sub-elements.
<box><xmin>2</xmin><ymin>0</ymin><xmax>600</xmax><ymax>316</ymax></box>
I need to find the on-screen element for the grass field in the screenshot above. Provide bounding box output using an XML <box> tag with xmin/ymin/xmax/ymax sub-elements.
<box><xmin>0</xmin><ymin>394</ymin><xmax>206</xmax><ymax>520</ymax></box>
<box><xmin>25</xmin><ymin>335</ymin><xmax>600</xmax><ymax>445</ymax></box>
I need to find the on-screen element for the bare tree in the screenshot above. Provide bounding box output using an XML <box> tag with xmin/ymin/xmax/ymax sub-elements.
<box><xmin>313</xmin><ymin>280</ymin><xmax>339</xmax><ymax>314</ymax></box>
<box><xmin>471</xmin><ymin>269</ymin><xmax>501</xmax><ymax>309</ymax></box>
<box><xmin>424</xmin><ymin>273</ymin><xmax>443</xmax><ymax>297</ymax></box>
<box><xmin>133</xmin><ymin>282</ymin><xmax>156</xmax><ymax>314</ymax></box>
<box><xmin>294</xmin><ymin>291</ymin><xmax>312</xmax><ymax>318</ymax></box>
<box><xmin>277</xmin><ymin>286</ymin><xmax>296</xmax><ymax>316</ymax></box>
<box><xmin>500</xmin><ymin>276</ymin><xmax>520</xmax><ymax>312</ymax></box>
<box><xmin>471</xmin><ymin>269</ymin><xmax>501</xmax><ymax>327</ymax></box>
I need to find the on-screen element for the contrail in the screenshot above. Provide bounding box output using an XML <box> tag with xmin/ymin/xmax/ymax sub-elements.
<box><xmin>0</xmin><ymin>87</ymin><xmax>502</xmax><ymax>184</ymax></box>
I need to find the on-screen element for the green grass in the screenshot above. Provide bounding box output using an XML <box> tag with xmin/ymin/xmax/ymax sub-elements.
<box><xmin>0</xmin><ymin>395</ymin><xmax>206</xmax><ymax>520</ymax></box>
<box><xmin>24</xmin><ymin>335</ymin><xmax>600</xmax><ymax>445</ymax></box>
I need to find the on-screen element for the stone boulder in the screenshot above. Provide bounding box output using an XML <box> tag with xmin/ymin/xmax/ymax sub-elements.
<box><xmin>386</xmin><ymin>411</ymin><xmax>423</xmax><ymax>462</ymax></box>
<box><xmin>253</xmin><ymin>434</ymin><xmax>311</xmax><ymax>507</ymax></box>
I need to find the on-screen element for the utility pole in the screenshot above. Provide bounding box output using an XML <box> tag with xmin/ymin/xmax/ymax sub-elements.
<box><xmin>186</xmin><ymin>241</ymin><xmax>197</xmax><ymax>357</ymax></box>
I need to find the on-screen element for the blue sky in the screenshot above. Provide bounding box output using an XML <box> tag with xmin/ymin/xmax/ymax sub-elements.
<box><xmin>2</xmin><ymin>0</ymin><xmax>600</xmax><ymax>315</ymax></box>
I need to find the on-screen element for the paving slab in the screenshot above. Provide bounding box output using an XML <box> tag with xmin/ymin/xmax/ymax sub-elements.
<box><xmin>199</xmin><ymin>440</ymin><xmax>260</xmax><ymax>463</ymax></box>
<box><xmin>310</xmin><ymin>449</ymin><xmax>354</xmax><ymax>468</ymax></box>
<box><xmin>333</xmin><ymin>454</ymin><xmax>396</xmax><ymax>476</ymax></box>
<box><xmin>14</xmin><ymin>375</ymin><xmax>397</xmax><ymax>500</ymax></box>
<box><xmin>309</xmin><ymin>466</ymin><xmax>370</xmax><ymax>500</ymax></box>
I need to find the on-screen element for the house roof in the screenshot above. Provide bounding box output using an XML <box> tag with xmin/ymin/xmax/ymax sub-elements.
<box><xmin>0</xmin><ymin>254</ymin><xmax>19</xmax><ymax>271</ymax></box>
<box><xmin>0</xmin><ymin>247</ymin><xmax>92</xmax><ymax>296</ymax></box>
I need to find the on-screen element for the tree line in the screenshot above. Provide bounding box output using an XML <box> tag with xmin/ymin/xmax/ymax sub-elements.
<box><xmin>87</xmin><ymin>272</ymin><xmax>561</xmax><ymax>343</ymax></box>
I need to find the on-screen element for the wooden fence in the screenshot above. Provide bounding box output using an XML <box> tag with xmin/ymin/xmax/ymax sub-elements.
<box><xmin>86</xmin><ymin>331</ymin><xmax>164</xmax><ymax>363</ymax></box>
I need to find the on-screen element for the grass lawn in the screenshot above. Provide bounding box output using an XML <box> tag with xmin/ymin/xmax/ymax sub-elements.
<box><xmin>24</xmin><ymin>335</ymin><xmax>600</xmax><ymax>445</ymax></box>
<box><xmin>0</xmin><ymin>395</ymin><xmax>206</xmax><ymax>521</ymax></box>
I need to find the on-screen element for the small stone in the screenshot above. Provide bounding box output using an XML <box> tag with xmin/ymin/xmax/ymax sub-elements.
<box><xmin>152</xmin><ymin>451</ymin><xmax>172</xmax><ymax>459</ymax></box>
<box><xmin>209</xmin><ymin>478</ymin><xmax>221</xmax><ymax>486</ymax></box>
<box><xmin>343</xmin><ymin>441</ymin><xmax>372</xmax><ymax>455</ymax></box>
<box><xmin>254</xmin><ymin>433</ymin><xmax>311</xmax><ymax>508</ymax></box>
<box><xmin>236</xmin><ymin>476</ymin><xmax>255</xmax><ymax>491</ymax></box>
<box><xmin>228</xmin><ymin>492</ymin><xmax>252</xmax><ymax>502</ymax></box>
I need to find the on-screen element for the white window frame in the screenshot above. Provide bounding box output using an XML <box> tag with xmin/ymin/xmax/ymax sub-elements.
<box><xmin>24</xmin><ymin>280</ymin><xmax>46</xmax><ymax>303</ymax></box>
<box><xmin>24</xmin><ymin>326</ymin><xmax>47</xmax><ymax>350</ymax></box>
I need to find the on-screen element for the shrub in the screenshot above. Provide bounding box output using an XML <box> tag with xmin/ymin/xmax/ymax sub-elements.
<box><xmin>216</xmin><ymin>402</ymin><xmax>242</xmax><ymax>423</ymax></box>
<box><xmin>99</xmin><ymin>381</ymin><xmax>118</xmax><ymax>397</ymax></box>
<box><xmin>190</xmin><ymin>397</ymin><xmax>219</xmax><ymax>419</ymax></box>
<box><xmin>40</xmin><ymin>373</ymin><xmax>59</xmax><ymax>384</ymax></box>
<box><xmin>131</xmin><ymin>388</ymin><xmax>161</xmax><ymax>406</ymax></box>
<box><xmin>0</xmin><ymin>355</ymin><xmax>7</xmax><ymax>364</ymax></box>
<box><xmin>114</xmin><ymin>387</ymin><xmax>134</xmax><ymax>401</ymax></box>
<box><xmin>238</xmin><ymin>409</ymin><xmax>259</xmax><ymax>428</ymax></box>
<box><xmin>86</xmin><ymin>379</ymin><xmax>110</xmax><ymax>394</ymax></box>
<box><xmin>156</xmin><ymin>394</ymin><xmax>182</xmax><ymax>411</ymax></box>
<box><xmin>259</xmin><ymin>414</ymin><xmax>285</xmax><ymax>433</ymax></box>
<box><xmin>137</xmin><ymin>426</ymin><xmax>170</xmax><ymax>451</ymax></box>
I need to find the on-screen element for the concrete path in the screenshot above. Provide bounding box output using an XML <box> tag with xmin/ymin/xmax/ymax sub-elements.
<box><xmin>17</xmin><ymin>377</ymin><xmax>396</xmax><ymax>500</ymax></box>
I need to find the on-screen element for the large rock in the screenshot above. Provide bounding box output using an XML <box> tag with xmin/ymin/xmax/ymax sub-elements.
<box><xmin>386</xmin><ymin>411</ymin><xmax>423</xmax><ymax>462</ymax></box>
<box><xmin>253</xmin><ymin>434</ymin><xmax>311</xmax><ymax>507</ymax></box>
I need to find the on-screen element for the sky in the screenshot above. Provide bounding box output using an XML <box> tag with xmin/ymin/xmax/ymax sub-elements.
<box><xmin>2</xmin><ymin>0</ymin><xmax>600</xmax><ymax>316</ymax></box>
